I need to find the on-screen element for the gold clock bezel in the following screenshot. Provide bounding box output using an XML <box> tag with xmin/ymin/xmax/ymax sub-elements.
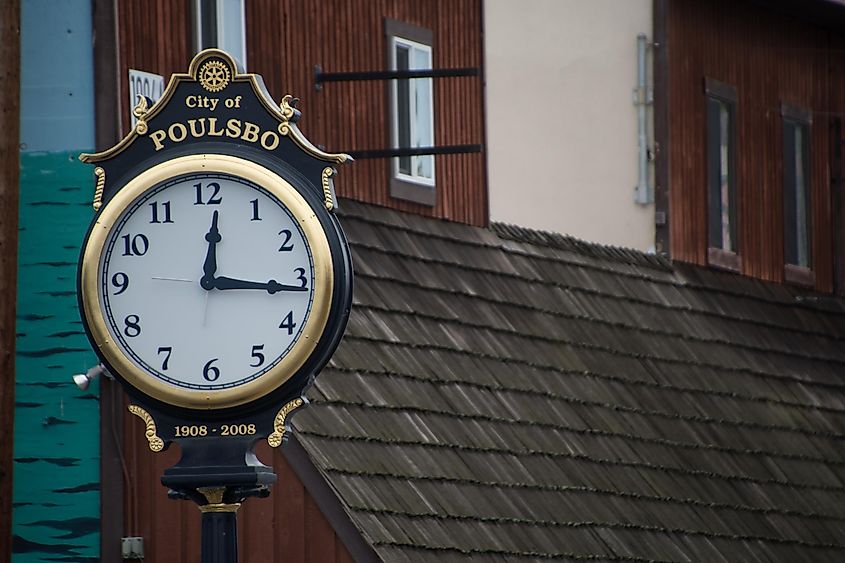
<box><xmin>79</xmin><ymin>154</ymin><xmax>334</xmax><ymax>410</ymax></box>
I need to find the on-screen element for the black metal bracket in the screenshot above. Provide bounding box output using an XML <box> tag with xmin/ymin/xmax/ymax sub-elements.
<box><xmin>314</xmin><ymin>65</ymin><xmax>480</xmax><ymax>90</ymax></box>
<box><xmin>347</xmin><ymin>144</ymin><xmax>482</xmax><ymax>160</ymax></box>
<box><xmin>313</xmin><ymin>65</ymin><xmax>483</xmax><ymax>158</ymax></box>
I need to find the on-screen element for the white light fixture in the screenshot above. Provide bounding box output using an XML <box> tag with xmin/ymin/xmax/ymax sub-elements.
<box><xmin>72</xmin><ymin>364</ymin><xmax>111</xmax><ymax>391</ymax></box>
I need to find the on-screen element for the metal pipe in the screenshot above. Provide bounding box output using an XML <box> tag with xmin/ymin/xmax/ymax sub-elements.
<box><xmin>315</xmin><ymin>67</ymin><xmax>480</xmax><ymax>84</ymax></box>
<box><xmin>347</xmin><ymin>143</ymin><xmax>482</xmax><ymax>160</ymax></box>
<box><xmin>635</xmin><ymin>33</ymin><xmax>652</xmax><ymax>204</ymax></box>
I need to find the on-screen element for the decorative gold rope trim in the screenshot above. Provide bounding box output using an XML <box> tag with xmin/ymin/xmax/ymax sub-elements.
<box><xmin>92</xmin><ymin>167</ymin><xmax>105</xmax><ymax>211</ymax></box>
<box><xmin>321</xmin><ymin>167</ymin><xmax>335</xmax><ymax>210</ymax></box>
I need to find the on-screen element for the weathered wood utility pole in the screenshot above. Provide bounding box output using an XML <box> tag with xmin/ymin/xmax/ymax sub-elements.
<box><xmin>0</xmin><ymin>1</ymin><xmax>20</xmax><ymax>561</ymax></box>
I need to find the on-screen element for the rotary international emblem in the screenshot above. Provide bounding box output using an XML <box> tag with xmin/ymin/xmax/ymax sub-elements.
<box><xmin>199</xmin><ymin>60</ymin><xmax>230</xmax><ymax>92</ymax></box>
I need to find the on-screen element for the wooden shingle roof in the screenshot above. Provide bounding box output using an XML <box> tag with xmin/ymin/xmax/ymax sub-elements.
<box><xmin>291</xmin><ymin>200</ymin><xmax>845</xmax><ymax>562</ymax></box>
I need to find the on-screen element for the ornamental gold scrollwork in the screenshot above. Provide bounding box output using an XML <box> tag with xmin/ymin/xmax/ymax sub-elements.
<box><xmin>267</xmin><ymin>397</ymin><xmax>304</xmax><ymax>447</ymax></box>
<box><xmin>276</xmin><ymin>95</ymin><xmax>298</xmax><ymax>136</ymax></box>
<box><xmin>321</xmin><ymin>167</ymin><xmax>335</xmax><ymax>210</ymax></box>
<box><xmin>279</xmin><ymin>94</ymin><xmax>297</xmax><ymax>121</ymax></box>
<box><xmin>133</xmin><ymin>95</ymin><xmax>150</xmax><ymax>135</ymax></box>
<box><xmin>132</xmin><ymin>95</ymin><xmax>149</xmax><ymax>119</ymax></box>
<box><xmin>92</xmin><ymin>167</ymin><xmax>105</xmax><ymax>211</ymax></box>
<box><xmin>128</xmin><ymin>405</ymin><xmax>164</xmax><ymax>452</ymax></box>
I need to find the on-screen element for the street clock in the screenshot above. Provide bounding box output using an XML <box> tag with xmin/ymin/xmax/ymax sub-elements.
<box><xmin>77</xmin><ymin>50</ymin><xmax>352</xmax><ymax>494</ymax></box>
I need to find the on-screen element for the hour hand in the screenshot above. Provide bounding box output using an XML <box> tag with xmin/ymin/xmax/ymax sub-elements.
<box><xmin>212</xmin><ymin>276</ymin><xmax>308</xmax><ymax>294</ymax></box>
<box><xmin>200</xmin><ymin>211</ymin><xmax>221</xmax><ymax>290</ymax></box>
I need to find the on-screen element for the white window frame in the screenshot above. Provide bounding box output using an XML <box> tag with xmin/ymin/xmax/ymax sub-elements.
<box><xmin>385</xmin><ymin>18</ymin><xmax>436</xmax><ymax>206</ymax></box>
<box><xmin>389</xmin><ymin>36</ymin><xmax>435</xmax><ymax>187</ymax></box>
<box><xmin>194</xmin><ymin>0</ymin><xmax>247</xmax><ymax>69</ymax></box>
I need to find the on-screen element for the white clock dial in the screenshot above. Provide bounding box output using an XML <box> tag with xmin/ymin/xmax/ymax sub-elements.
<box><xmin>80</xmin><ymin>155</ymin><xmax>334</xmax><ymax>409</ymax></box>
<box><xmin>100</xmin><ymin>172</ymin><xmax>314</xmax><ymax>391</ymax></box>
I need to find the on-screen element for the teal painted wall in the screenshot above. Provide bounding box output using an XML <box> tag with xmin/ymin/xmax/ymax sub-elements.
<box><xmin>13</xmin><ymin>1</ymin><xmax>99</xmax><ymax>561</ymax></box>
<box><xmin>13</xmin><ymin>153</ymin><xmax>100</xmax><ymax>562</ymax></box>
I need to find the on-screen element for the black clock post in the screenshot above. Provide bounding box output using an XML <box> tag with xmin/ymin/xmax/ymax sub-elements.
<box><xmin>77</xmin><ymin>50</ymin><xmax>353</xmax><ymax>562</ymax></box>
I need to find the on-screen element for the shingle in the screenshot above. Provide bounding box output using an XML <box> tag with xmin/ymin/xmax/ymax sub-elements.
<box><xmin>292</xmin><ymin>199</ymin><xmax>845</xmax><ymax>562</ymax></box>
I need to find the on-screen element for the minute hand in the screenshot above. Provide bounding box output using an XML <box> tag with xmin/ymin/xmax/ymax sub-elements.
<box><xmin>212</xmin><ymin>276</ymin><xmax>308</xmax><ymax>294</ymax></box>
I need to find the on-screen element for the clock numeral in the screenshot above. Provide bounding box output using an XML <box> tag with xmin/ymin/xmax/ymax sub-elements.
<box><xmin>121</xmin><ymin>234</ymin><xmax>149</xmax><ymax>256</ymax></box>
<box><xmin>279</xmin><ymin>311</ymin><xmax>297</xmax><ymax>335</ymax></box>
<box><xmin>194</xmin><ymin>181</ymin><xmax>222</xmax><ymax>205</ymax></box>
<box><xmin>157</xmin><ymin>346</ymin><xmax>172</xmax><ymax>370</ymax></box>
<box><xmin>295</xmin><ymin>267</ymin><xmax>308</xmax><ymax>289</ymax></box>
<box><xmin>111</xmin><ymin>272</ymin><xmax>129</xmax><ymax>295</ymax></box>
<box><xmin>278</xmin><ymin>229</ymin><xmax>294</xmax><ymax>251</ymax></box>
<box><xmin>149</xmin><ymin>201</ymin><xmax>173</xmax><ymax>223</ymax></box>
<box><xmin>250</xmin><ymin>199</ymin><xmax>261</xmax><ymax>221</ymax></box>
<box><xmin>250</xmin><ymin>344</ymin><xmax>265</xmax><ymax>367</ymax></box>
<box><xmin>123</xmin><ymin>314</ymin><xmax>141</xmax><ymax>337</ymax></box>
<box><xmin>203</xmin><ymin>358</ymin><xmax>220</xmax><ymax>381</ymax></box>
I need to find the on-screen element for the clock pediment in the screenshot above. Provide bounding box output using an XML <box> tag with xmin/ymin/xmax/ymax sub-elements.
<box><xmin>80</xmin><ymin>49</ymin><xmax>349</xmax><ymax>211</ymax></box>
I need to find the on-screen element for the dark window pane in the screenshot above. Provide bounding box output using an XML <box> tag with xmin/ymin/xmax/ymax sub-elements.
<box><xmin>798</xmin><ymin>123</ymin><xmax>811</xmax><ymax>266</ymax></box>
<box><xmin>720</xmin><ymin>101</ymin><xmax>737</xmax><ymax>252</ymax></box>
<box><xmin>707</xmin><ymin>98</ymin><xmax>723</xmax><ymax>248</ymax></box>
<box><xmin>396</xmin><ymin>45</ymin><xmax>411</xmax><ymax>174</ymax></box>
<box><xmin>200</xmin><ymin>0</ymin><xmax>217</xmax><ymax>49</ymax></box>
<box><xmin>707</xmin><ymin>96</ymin><xmax>736</xmax><ymax>252</ymax></box>
<box><xmin>784</xmin><ymin>120</ymin><xmax>812</xmax><ymax>268</ymax></box>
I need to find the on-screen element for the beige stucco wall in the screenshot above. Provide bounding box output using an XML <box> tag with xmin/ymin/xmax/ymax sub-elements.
<box><xmin>485</xmin><ymin>0</ymin><xmax>654</xmax><ymax>251</ymax></box>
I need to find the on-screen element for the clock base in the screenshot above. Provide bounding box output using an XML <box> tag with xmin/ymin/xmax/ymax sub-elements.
<box><xmin>162</xmin><ymin>437</ymin><xmax>276</xmax><ymax>563</ymax></box>
<box><xmin>161</xmin><ymin>434</ymin><xmax>277</xmax><ymax>492</ymax></box>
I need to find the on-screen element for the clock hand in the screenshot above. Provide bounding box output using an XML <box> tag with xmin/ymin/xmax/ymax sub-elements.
<box><xmin>200</xmin><ymin>210</ymin><xmax>221</xmax><ymax>290</ymax></box>
<box><xmin>212</xmin><ymin>275</ymin><xmax>308</xmax><ymax>294</ymax></box>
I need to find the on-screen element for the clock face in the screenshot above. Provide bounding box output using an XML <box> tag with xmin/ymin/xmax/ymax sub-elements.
<box><xmin>80</xmin><ymin>155</ymin><xmax>334</xmax><ymax>409</ymax></box>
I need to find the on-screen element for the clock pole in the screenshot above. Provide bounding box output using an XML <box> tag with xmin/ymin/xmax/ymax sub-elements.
<box><xmin>199</xmin><ymin>498</ymin><xmax>239</xmax><ymax>563</ymax></box>
<box><xmin>191</xmin><ymin>486</ymin><xmax>268</xmax><ymax>563</ymax></box>
<box><xmin>201</xmin><ymin>511</ymin><xmax>238</xmax><ymax>563</ymax></box>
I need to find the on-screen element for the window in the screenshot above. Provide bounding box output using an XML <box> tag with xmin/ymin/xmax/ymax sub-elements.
<box><xmin>194</xmin><ymin>0</ymin><xmax>246</xmax><ymax>69</ymax></box>
<box><xmin>386</xmin><ymin>19</ymin><xmax>435</xmax><ymax>206</ymax></box>
<box><xmin>782</xmin><ymin>103</ymin><xmax>813</xmax><ymax>283</ymax></box>
<box><xmin>705</xmin><ymin>78</ymin><xmax>739</xmax><ymax>270</ymax></box>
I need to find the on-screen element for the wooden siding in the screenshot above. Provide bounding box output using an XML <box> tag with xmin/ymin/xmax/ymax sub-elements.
<box><xmin>0</xmin><ymin>4</ymin><xmax>18</xmax><ymax>560</ymax></box>
<box><xmin>122</xmin><ymin>408</ymin><xmax>354</xmax><ymax>563</ymax></box>
<box><xmin>116</xmin><ymin>0</ymin><xmax>486</xmax><ymax>226</ymax></box>
<box><xmin>116</xmin><ymin>0</ymin><xmax>192</xmax><ymax>138</ymax></box>
<box><xmin>666</xmin><ymin>0</ymin><xmax>842</xmax><ymax>292</ymax></box>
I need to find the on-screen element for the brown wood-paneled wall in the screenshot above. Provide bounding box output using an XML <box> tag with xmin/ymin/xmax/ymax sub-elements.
<box><xmin>116</xmin><ymin>0</ymin><xmax>192</xmax><ymax>137</ymax></box>
<box><xmin>116</xmin><ymin>0</ymin><xmax>486</xmax><ymax>226</ymax></box>
<box><xmin>665</xmin><ymin>0</ymin><xmax>843</xmax><ymax>292</ymax></box>
<box><xmin>122</xmin><ymin>412</ymin><xmax>355</xmax><ymax>563</ymax></box>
